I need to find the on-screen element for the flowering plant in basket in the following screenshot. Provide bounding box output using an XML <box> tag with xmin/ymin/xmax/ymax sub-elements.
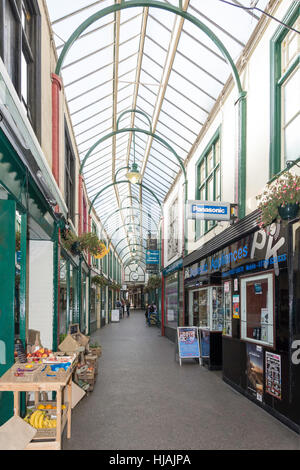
<box><xmin>256</xmin><ymin>171</ymin><xmax>300</xmax><ymax>229</ymax></box>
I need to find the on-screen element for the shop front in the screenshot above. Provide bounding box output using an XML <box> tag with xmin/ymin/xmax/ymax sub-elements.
<box><xmin>59</xmin><ymin>252</ymin><xmax>79</xmax><ymax>340</ymax></box>
<box><xmin>184</xmin><ymin>210</ymin><xmax>300</xmax><ymax>432</ymax></box>
<box><xmin>163</xmin><ymin>258</ymin><xmax>184</xmax><ymax>343</ymax></box>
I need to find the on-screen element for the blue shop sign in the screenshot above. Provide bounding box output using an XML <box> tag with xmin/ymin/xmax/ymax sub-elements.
<box><xmin>187</xmin><ymin>200</ymin><xmax>231</xmax><ymax>221</ymax></box>
<box><xmin>146</xmin><ymin>250</ymin><xmax>160</xmax><ymax>265</ymax></box>
<box><xmin>185</xmin><ymin>223</ymin><xmax>288</xmax><ymax>280</ymax></box>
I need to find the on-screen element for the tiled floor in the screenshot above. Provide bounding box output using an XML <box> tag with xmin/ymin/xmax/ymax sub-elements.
<box><xmin>63</xmin><ymin>311</ymin><xmax>300</xmax><ymax>450</ymax></box>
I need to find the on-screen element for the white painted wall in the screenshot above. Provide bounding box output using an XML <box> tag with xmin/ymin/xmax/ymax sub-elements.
<box><xmin>28</xmin><ymin>240</ymin><xmax>54</xmax><ymax>350</ymax></box>
<box><xmin>162</xmin><ymin>0</ymin><xmax>297</xmax><ymax>264</ymax></box>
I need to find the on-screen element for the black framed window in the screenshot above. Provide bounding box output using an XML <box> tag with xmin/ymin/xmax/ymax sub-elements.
<box><xmin>0</xmin><ymin>0</ymin><xmax>41</xmax><ymax>139</ymax></box>
<box><xmin>65</xmin><ymin>126</ymin><xmax>75</xmax><ymax>223</ymax></box>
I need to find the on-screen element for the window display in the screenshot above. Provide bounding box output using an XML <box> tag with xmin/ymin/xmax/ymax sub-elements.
<box><xmin>189</xmin><ymin>286</ymin><xmax>224</xmax><ymax>331</ymax></box>
<box><xmin>165</xmin><ymin>273</ymin><xmax>178</xmax><ymax>328</ymax></box>
<box><xmin>223</xmin><ymin>281</ymin><xmax>232</xmax><ymax>336</ymax></box>
<box><xmin>241</xmin><ymin>273</ymin><xmax>274</xmax><ymax>347</ymax></box>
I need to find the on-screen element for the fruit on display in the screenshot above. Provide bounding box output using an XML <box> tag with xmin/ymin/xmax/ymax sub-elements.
<box><xmin>27</xmin><ymin>348</ymin><xmax>53</xmax><ymax>362</ymax></box>
<box><xmin>24</xmin><ymin>410</ymin><xmax>57</xmax><ymax>429</ymax></box>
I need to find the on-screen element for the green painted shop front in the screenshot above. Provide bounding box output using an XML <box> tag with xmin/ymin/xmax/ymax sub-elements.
<box><xmin>0</xmin><ymin>129</ymin><xmax>59</xmax><ymax>425</ymax></box>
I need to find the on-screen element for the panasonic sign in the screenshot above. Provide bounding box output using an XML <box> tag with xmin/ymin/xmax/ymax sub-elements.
<box><xmin>187</xmin><ymin>201</ymin><xmax>231</xmax><ymax>221</ymax></box>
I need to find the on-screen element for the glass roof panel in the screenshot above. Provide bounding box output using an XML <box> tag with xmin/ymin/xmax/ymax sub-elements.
<box><xmin>46</xmin><ymin>0</ymin><xmax>271</xmax><ymax>258</ymax></box>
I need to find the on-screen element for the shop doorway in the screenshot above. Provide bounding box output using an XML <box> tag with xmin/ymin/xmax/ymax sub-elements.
<box><xmin>0</xmin><ymin>201</ymin><xmax>27</xmax><ymax>424</ymax></box>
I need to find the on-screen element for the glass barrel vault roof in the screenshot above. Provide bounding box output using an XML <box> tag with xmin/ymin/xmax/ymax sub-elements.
<box><xmin>45</xmin><ymin>0</ymin><xmax>269</xmax><ymax>265</ymax></box>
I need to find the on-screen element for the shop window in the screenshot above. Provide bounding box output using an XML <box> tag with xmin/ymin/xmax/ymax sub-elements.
<box><xmin>189</xmin><ymin>286</ymin><xmax>224</xmax><ymax>331</ymax></box>
<box><xmin>64</xmin><ymin>127</ymin><xmax>75</xmax><ymax>223</ymax></box>
<box><xmin>270</xmin><ymin>5</ymin><xmax>300</xmax><ymax>176</ymax></box>
<box><xmin>165</xmin><ymin>273</ymin><xmax>179</xmax><ymax>328</ymax></box>
<box><xmin>0</xmin><ymin>0</ymin><xmax>41</xmax><ymax>138</ymax></box>
<box><xmin>241</xmin><ymin>273</ymin><xmax>274</xmax><ymax>347</ymax></box>
<box><xmin>195</xmin><ymin>131</ymin><xmax>221</xmax><ymax>240</ymax></box>
<box><xmin>223</xmin><ymin>281</ymin><xmax>232</xmax><ymax>337</ymax></box>
<box><xmin>59</xmin><ymin>256</ymin><xmax>68</xmax><ymax>336</ymax></box>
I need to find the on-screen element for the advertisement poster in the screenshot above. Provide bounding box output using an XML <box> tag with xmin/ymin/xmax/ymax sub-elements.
<box><xmin>246</xmin><ymin>343</ymin><xmax>264</xmax><ymax>402</ymax></box>
<box><xmin>232</xmin><ymin>295</ymin><xmax>240</xmax><ymax>319</ymax></box>
<box><xmin>199</xmin><ymin>329</ymin><xmax>210</xmax><ymax>358</ymax></box>
<box><xmin>177</xmin><ymin>327</ymin><xmax>200</xmax><ymax>359</ymax></box>
<box><xmin>111</xmin><ymin>309</ymin><xmax>120</xmax><ymax>322</ymax></box>
<box><xmin>266</xmin><ymin>352</ymin><xmax>282</xmax><ymax>399</ymax></box>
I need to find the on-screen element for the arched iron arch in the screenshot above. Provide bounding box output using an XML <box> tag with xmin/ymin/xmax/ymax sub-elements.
<box><xmin>55</xmin><ymin>0</ymin><xmax>247</xmax><ymax>221</ymax></box>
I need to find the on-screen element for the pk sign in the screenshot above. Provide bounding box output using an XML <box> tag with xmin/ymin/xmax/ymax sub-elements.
<box><xmin>187</xmin><ymin>200</ymin><xmax>231</xmax><ymax>221</ymax></box>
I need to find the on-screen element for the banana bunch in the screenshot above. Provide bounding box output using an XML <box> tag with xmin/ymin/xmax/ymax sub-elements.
<box><xmin>24</xmin><ymin>410</ymin><xmax>57</xmax><ymax>429</ymax></box>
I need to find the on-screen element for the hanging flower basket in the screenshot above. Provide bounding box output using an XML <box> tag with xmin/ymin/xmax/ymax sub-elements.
<box><xmin>92</xmin><ymin>275</ymin><xmax>110</xmax><ymax>288</ymax></box>
<box><xmin>256</xmin><ymin>171</ymin><xmax>300</xmax><ymax>228</ymax></box>
<box><xmin>62</xmin><ymin>231</ymin><xmax>107</xmax><ymax>257</ymax></box>
<box><xmin>278</xmin><ymin>203</ymin><xmax>299</xmax><ymax>221</ymax></box>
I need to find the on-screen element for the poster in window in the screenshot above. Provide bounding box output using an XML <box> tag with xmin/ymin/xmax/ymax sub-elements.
<box><xmin>232</xmin><ymin>295</ymin><xmax>240</xmax><ymax>319</ymax></box>
<box><xmin>246</xmin><ymin>343</ymin><xmax>264</xmax><ymax>402</ymax></box>
<box><xmin>265</xmin><ymin>352</ymin><xmax>282</xmax><ymax>400</ymax></box>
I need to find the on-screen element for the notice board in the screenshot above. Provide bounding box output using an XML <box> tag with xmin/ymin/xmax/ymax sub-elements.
<box><xmin>177</xmin><ymin>327</ymin><xmax>200</xmax><ymax>366</ymax></box>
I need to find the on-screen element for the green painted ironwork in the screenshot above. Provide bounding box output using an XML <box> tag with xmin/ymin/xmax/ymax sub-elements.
<box><xmin>269</xmin><ymin>2</ymin><xmax>300</xmax><ymax>179</ymax></box>
<box><xmin>55</xmin><ymin>0</ymin><xmax>248</xmax><ymax>244</ymax></box>
<box><xmin>117</xmin><ymin>109</ymin><xmax>153</xmax><ymax>133</ymax></box>
<box><xmin>101</xmin><ymin>206</ymin><xmax>159</xmax><ymax>237</ymax></box>
<box><xmin>89</xmin><ymin>179</ymin><xmax>162</xmax><ymax>215</ymax></box>
<box><xmin>80</xmin><ymin>128</ymin><xmax>187</xmax><ymax>183</ymax></box>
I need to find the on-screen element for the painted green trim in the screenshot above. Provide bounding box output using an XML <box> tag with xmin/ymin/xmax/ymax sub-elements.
<box><xmin>55</xmin><ymin>0</ymin><xmax>246</xmax><ymax>238</ymax></box>
<box><xmin>194</xmin><ymin>126</ymin><xmax>221</xmax><ymax>241</ymax></box>
<box><xmin>55</xmin><ymin>1</ymin><xmax>243</xmax><ymax>96</ymax></box>
<box><xmin>89</xmin><ymin>180</ymin><xmax>162</xmax><ymax>215</ymax></box>
<box><xmin>80</xmin><ymin>128</ymin><xmax>187</xmax><ymax>183</ymax></box>
<box><xmin>101</xmin><ymin>206</ymin><xmax>159</xmax><ymax>237</ymax></box>
<box><xmin>117</xmin><ymin>109</ymin><xmax>153</xmax><ymax>133</ymax></box>
<box><xmin>19</xmin><ymin>214</ymin><xmax>27</xmax><ymax>347</ymax></box>
<box><xmin>270</xmin><ymin>2</ymin><xmax>300</xmax><ymax>179</ymax></box>
<box><xmin>238</xmin><ymin>94</ymin><xmax>247</xmax><ymax>219</ymax></box>
<box><xmin>0</xmin><ymin>200</ymin><xmax>16</xmax><ymax>425</ymax></box>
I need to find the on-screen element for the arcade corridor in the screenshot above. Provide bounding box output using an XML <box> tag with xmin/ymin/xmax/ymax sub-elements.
<box><xmin>63</xmin><ymin>311</ymin><xmax>300</xmax><ymax>450</ymax></box>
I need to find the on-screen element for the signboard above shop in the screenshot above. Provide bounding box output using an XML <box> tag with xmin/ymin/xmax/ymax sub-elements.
<box><xmin>187</xmin><ymin>200</ymin><xmax>232</xmax><ymax>221</ymax></box>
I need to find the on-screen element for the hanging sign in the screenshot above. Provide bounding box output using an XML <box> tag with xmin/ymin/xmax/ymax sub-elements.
<box><xmin>177</xmin><ymin>327</ymin><xmax>200</xmax><ymax>366</ymax></box>
<box><xmin>265</xmin><ymin>352</ymin><xmax>282</xmax><ymax>399</ymax></box>
<box><xmin>146</xmin><ymin>250</ymin><xmax>160</xmax><ymax>265</ymax></box>
<box><xmin>187</xmin><ymin>200</ymin><xmax>231</xmax><ymax>221</ymax></box>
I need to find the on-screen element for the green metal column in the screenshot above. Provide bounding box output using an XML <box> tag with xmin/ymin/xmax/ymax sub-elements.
<box><xmin>0</xmin><ymin>200</ymin><xmax>16</xmax><ymax>425</ymax></box>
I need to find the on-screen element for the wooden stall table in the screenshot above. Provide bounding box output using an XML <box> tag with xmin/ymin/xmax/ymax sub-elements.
<box><xmin>0</xmin><ymin>362</ymin><xmax>74</xmax><ymax>450</ymax></box>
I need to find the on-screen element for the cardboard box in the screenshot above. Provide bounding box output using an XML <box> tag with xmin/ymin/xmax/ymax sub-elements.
<box><xmin>0</xmin><ymin>416</ymin><xmax>37</xmax><ymax>450</ymax></box>
<box><xmin>58</xmin><ymin>335</ymin><xmax>83</xmax><ymax>354</ymax></box>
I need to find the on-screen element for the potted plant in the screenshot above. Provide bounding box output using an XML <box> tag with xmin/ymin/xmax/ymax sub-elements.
<box><xmin>256</xmin><ymin>171</ymin><xmax>300</xmax><ymax>228</ymax></box>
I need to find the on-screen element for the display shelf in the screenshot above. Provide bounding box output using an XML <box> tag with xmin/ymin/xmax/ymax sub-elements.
<box><xmin>0</xmin><ymin>360</ymin><xmax>75</xmax><ymax>450</ymax></box>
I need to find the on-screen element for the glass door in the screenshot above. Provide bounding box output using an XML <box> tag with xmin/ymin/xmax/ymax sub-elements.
<box><xmin>189</xmin><ymin>288</ymin><xmax>209</xmax><ymax>327</ymax></box>
<box><xmin>211</xmin><ymin>286</ymin><xmax>224</xmax><ymax>331</ymax></box>
<box><xmin>0</xmin><ymin>200</ymin><xmax>27</xmax><ymax>424</ymax></box>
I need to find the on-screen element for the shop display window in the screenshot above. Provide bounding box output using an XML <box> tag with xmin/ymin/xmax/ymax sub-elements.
<box><xmin>59</xmin><ymin>256</ymin><xmax>68</xmax><ymax>335</ymax></box>
<box><xmin>223</xmin><ymin>281</ymin><xmax>232</xmax><ymax>336</ymax></box>
<box><xmin>241</xmin><ymin>273</ymin><xmax>274</xmax><ymax>347</ymax></box>
<box><xmin>189</xmin><ymin>286</ymin><xmax>224</xmax><ymax>331</ymax></box>
<box><xmin>211</xmin><ymin>286</ymin><xmax>223</xmax><ymax>331</ymax></box>
<box><xmin>165</xmin><ymin>273</ymin><xmax>178</xmax><ymax>327</ymax></box>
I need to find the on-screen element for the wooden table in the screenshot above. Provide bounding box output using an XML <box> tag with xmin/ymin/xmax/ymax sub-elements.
<box><xmin>0</xmin><ymin>363</ymin><xmax>73</xmax><ymax>450</ymax></box>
